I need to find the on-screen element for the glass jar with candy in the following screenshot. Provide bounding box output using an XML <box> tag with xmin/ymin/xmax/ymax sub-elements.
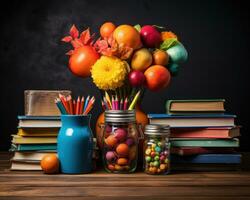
<box><xmin>101</xmin><ymin>110</ymin><xmax>143</xmax><ymax>173</ymax></box>
<box><xmin>144</xmin><ymin>124</ymin><xmax>170</xmax><ymax>175</ymax></box>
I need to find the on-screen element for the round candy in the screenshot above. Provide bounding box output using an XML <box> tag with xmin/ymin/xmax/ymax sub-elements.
<box><xmin>150</xmin><ymin>152</ymin><xmax>156</xmax><ymax>157</ymax></box>
<box><xmin>164</xmin><ymin>158</ymin><xmax>169</xmax><ymax>164</ymax></box>
<box><xmin>154</xmin><ymin>156</ymin><xmax>159</xmax><ymax>161</ymax></box>
<box><xmin>105</xmin><ymin>135</ymin><xmax>118</xmax><ymax>148</ymax></box>
<box><xmin>157</xmin><ymin>142</ymin><xmax>162</xmax><ymax>147</ymax></box>
<box><xmin>149</xmin><ymin>162</ymin><xmax>154</xmax><ymax>167</ymax></box>
<box><xmin>160</xmin><ymin>164</ymin><xmax>166</xmax><ymax>170</ymax></box>
<box><xmin>153</xmin><ymin>161</ymin><xmax>160</xmax><ymax>167</ymax></box>
<box><xmin>114</xmin><ymin>128</ymin><xmax>127</xmax><ymax>141</ymax></box>
<box><xmin>116</xmin><ymin>143</ymin><xmax>129</xmax><ymax>157</ymax></box>
<box><xmin>117</xmin><ymin>158</ymin><xmax>128</xmax><ymax>165</ymax></box>
<box><xmin>152</xmin><ymin>143</ymin><xmax>156</xmax><ymax>148</ymax></box>
<box><xmin>125</xmin><ymin>137</ymin><xmax>134</xmax><ymax>146</ymax></box>
<box><xmin>145</xmin><ymin>156</ymin><xmax>151</xmax><ymax>162</ymax></box>
<box><xmin>105</xmin><ymin>151</ymin><xmax>117</xmax><ymax>162</ymax></box>
<box><xmin>107</xmin><ymin>164</ymin><xmax>115</xmax><ymax>171</ymax></box>
<box><xmin>155</xmin><ymin>146</ymin><xmax>161</xmax><ymax>152</ymax></box>
<box><xmin>115</xmin><ymin>164</ymin><xmax>123</xmax><ymax>171</ymax></box>
<box><xmin>152</xmin><ymin>167</ymin><xmax>157</xmax><ymax>173</ymax></box>
<box><xmin>145</xmin><ymin>148</ymin><xmax>151</xmax><ymax>155</ymax></box>
<box><xmin>160</xmin><ymin>155</ymin><xmax>165</xmax><ymax>161</ymax></box>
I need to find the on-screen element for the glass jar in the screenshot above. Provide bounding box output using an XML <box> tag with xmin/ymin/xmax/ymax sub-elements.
<box><xmin>101</xmin><ymin>110</ymin><xmax>143</xmax><ymax>173</ymax></box>
<box><xmin>144</xmin><ymin>124</ymin><xmax>171</xmax><ymax>175</ymax></box>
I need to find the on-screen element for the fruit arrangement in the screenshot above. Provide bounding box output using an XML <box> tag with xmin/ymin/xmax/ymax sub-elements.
<box><xmin>103</xmin><ymin>124</ymin><xmax>138</xmax><ymax>173</ymax></box>
<box><xmin>61</xmin><ymin>22</ymin><xmax>188</xmax><ymax>106</ymax></box>
<box><xmin>144</xmin><ymin>139</ymin><xmax>170</xmax><ymax>175</ymax></box>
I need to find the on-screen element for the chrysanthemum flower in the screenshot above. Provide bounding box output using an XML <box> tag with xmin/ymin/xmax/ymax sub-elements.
<box><xmin>91</xmin><ymin>56</ymin><xmax>128</xmax><ymax>90</ymax></box>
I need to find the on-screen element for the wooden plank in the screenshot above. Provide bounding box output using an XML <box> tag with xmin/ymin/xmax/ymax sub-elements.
<box><xmin>0</xmin><ymin>186</ymin><xmax>250</xmax><ymax>197</ymax></box>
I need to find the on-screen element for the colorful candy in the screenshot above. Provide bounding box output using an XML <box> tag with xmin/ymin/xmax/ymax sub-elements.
<box><xmin>144</xmin><ymin>138</ymin><xmax>170</xmax><ymax>175</ymax></box>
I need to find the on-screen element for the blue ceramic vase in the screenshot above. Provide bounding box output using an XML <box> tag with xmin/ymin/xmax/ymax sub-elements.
<box><xmin>57</xmin><ymin>115</ymin><xmax>93</xmax><ymax>174</ymax></box>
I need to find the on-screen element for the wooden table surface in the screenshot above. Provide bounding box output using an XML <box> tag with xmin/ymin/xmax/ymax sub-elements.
<box><xmin>1</xmin><ymin>152</ymin><xmax>250</xmax><ymax>200</ymax></box>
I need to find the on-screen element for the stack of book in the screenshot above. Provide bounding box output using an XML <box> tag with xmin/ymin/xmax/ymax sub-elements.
<box><xmin>148</xmin><ymin>99</ymin><xmax>241</xmax><ymax>171</ymax></box>
<box><xmin>10</xmin><ymin>90</ymin><xmax>70</xmax><ymax>170</ymax></box>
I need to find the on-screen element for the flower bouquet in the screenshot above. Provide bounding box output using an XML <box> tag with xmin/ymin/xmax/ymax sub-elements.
<box><xmin>61</xmin><ymin>22</ymin><xmax>188</xmax><ymax>147</ymax></box>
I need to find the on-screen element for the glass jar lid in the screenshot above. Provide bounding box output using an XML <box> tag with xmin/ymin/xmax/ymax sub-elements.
<box><xmin>144</xmin><ymin>124</ymin><xmax>170</xmax><ymax>136</ymax></box>
<box><xmin>105</xmin><ymin>110</ymin><xmax>136</xmax><ymax>123</ymax></box>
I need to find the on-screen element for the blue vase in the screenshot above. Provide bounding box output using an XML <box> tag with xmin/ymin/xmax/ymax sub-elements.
<box><xmin>57</xmin><ymin>115</ymin><xmax>93</xmax><ymax>174</ymax></box>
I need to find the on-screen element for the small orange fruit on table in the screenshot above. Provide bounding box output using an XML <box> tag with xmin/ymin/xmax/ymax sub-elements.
<box><xmin>153</xmin><ymin>49</ymin><xmax>169</xmax><ymax>66</ymax></box>
<box><xmin>40</xmin><ymin>154</ymin><xmax>59</xmax><ymax>174</ymax></box>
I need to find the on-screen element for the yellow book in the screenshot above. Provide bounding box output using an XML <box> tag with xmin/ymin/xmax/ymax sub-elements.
<box><xmin>12</xmin><ymin>135</ymin><xmax>57</xmax><ymax>144</ymax></box>
<box><xmin>17</xmin><ymin>128</ymin><xmax>59</xmax><ymax>137</ymax></box>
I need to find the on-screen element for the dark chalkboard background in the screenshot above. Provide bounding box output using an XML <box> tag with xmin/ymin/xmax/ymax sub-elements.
<box><xmin>0</xmin><ymin>0</ymin><xmax>249</xmax><ymax>151</ymax></box>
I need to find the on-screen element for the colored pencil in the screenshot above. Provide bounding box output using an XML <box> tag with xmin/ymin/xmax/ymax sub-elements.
<box><xmin>115</xmin><ymin>95</ymin><xmax>119</xmax><ymax>110</ymax></box>
<box><xmin>111</xmin><ymin>96</ymin><xmax>115</xmax><ymax>110</ymax></box>
<box><xmin>55</xmin><ymin>98</ymin><xmax>67</xmax><ymax>114</ymax></box>
<box><xmin>84</xmin><ymin>95</ymin><xmax>90</xmax><ymax>112</ymax></box>
<box><xmin>103</xmin><ymin>97</ymin><xmax>110</xmax><ymax>110</ymax></box>
<box><xmin>120</xmin><ymin>98</ymin><xmax>124</xmax><ymax>110</ymax></box>
<box><xmin>105</xmin><ymin>91</ymin><xmax>112</xmax><ymax>108</ymax></box>
<box><xmin>73</xmin><ymin>100</ymin><xmax>76</xmax><ymax>115</ymax></box>
<box><xmin>84</xmin><ymin>97</ymin><xmax>95</xmax><ymax>115</ymax></box>
<box><xmin>59</xmin><ymin>94</ymin><xmax>70</xmax><ymax>114</ymax></box>
<box><xmin>124</xmin><ymin>97</ymin><xmax>128</xmax><ymax>110</ymax></box>
<box><xmin>101</xmin><ymin>100</ymin><xmax>106</xmax><ymax>110</ymax></box>
<box><xmin>79</xmin><ymin>96</ymin><xmax>84</xmax><ymax>114</ymax></box>
<box><xmin>67</xmin><ymin>95</ymin><xmax>74</xmax><ymax>114</ymax></box>
<box><xmin>128</xmin><ymin>91</ymin><xmax>141</xmax><ymax>110</ymax></box>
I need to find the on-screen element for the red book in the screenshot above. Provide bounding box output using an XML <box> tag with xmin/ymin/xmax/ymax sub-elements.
<box><xmin>171</xmin><ymin>147</ymin><xmax>236</xmax><ymax>156</ymax></box>
<box><xmin>171</xmin><ymin>127</ymin><xmax>240</xmax><ymax>139</ymax></box>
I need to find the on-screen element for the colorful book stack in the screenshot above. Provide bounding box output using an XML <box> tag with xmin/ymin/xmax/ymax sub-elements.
<box><xmin>148</xmin><ymin>99</ymin><xmax>241</xmax><ymax>171</ymax></box>
<box><xmin>9</xmin><ymin>90</ymin><xmax>70</xmax><ymax>170</ymax></box>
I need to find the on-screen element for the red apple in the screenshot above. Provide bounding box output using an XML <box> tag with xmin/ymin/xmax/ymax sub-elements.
<box><xmin>128</xmin><ymin>70</ymin><xmax>145</xmax><ymax>87</ymax></box>
<box><xmin>140</xmin><ymin>25</ymin><xmax>162</xmax><ymax>48</ymax></box>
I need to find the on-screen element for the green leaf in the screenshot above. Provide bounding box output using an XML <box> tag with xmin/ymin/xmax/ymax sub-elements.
<box><xmin>134</xmin><ymin>24</ymin><xmax>141</xmax><ymax>32</ymax></box>
<box><xmin>152</xmin><ymin>25</ymin><xmax>166</xmax><ymax>30</ymax></box>
<box><xmin>160</xmin><ymin>38</ymin><xmax>178</xmax><ymax>50</ymax></box>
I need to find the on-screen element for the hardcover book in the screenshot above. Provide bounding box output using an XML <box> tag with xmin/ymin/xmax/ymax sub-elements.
<box><xmin>24</xmin><ymin>90</ymin><xmax>71</xmax><ymax>116</ymax></box>
<box><xmin>18</xmin><ymin>116</ymin><xmax>61</xmax><ymax>128</ymax></box>
<box><xmin>166</xmin><ymin>99</ymin><xmax>225</xmax><ymax>115</ymax></box>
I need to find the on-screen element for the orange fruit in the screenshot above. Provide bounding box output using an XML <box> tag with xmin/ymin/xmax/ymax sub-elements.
<box><xmin>113</xmin><ymin>25</ymin><xmax>141</xmax><ymax>49</ymax></box>
<box><xmin>100</xmin><ymin>22</ymin><xmax>116</xmax><ymax>38</ymax></box>
<box><xmin>40</xmin><ymin>154</ymin><xmax>59</xmax><ymax>174</ymax></box>
<box><xmin>153</xmin><ymin>49</ymin><xmax>169</xmax><ymax>66</ymax></box>
<box><xmin>144</xmin><ymin>65</ymin><xmax>171</xmax><ymax>91</ymax></box>
<box><xmin>116</xmin><ymin>143</ymin><xmax>129</xmax><ymax>157</ymax></box>
<box><xmin>161</xmin><ymin>31</ymin><xmax>178</xmax><ymax>41</ymax></box>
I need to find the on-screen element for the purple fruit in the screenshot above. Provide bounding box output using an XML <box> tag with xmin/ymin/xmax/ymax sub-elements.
<box><xmin>140</xmin><ymin>25</ymin><xmax>162</xmax><ymax>48</ymax></box>
<box><xmin>114</xmin><ymin>128</ymin><xmax>127</xmax><ymax>141</ymax></box>
<box><xmin>106</xmin><ymin>151</ymin><xmax>117</xmax><ymax>162</ymax></box>
<box><xmin>125</xmin><ymin>137</ymin><xmax>134</xmax><ymax>146</ymax></box>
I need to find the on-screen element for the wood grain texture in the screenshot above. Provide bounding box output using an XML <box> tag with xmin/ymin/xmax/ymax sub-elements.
<box><xmin>0</xmin><ymin>152</ymin><xmax>250</xmax><ymax>200</ymax></box>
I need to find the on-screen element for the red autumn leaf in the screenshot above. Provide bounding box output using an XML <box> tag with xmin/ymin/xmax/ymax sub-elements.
<box><xmin>66</xmin><ymin>50</ymin><xmax>74</xmax><ymax>56</ymax></box>
<box><xmin>70</xmin><ymin>25</ymin><xmax>79</xmax><ymax>39</ymax></box>
<box><xmin>61</xmin><ymin>36</ymin><xmax>73</xmax><ymax>42</ymax></box>
<box><xmin>71</xmin><ymin>38</ymin><xmax>83</xmax><ymax>49</ymax></box>
<box><xmin>80</xmin><ymin>28</ymin><xmax>94</xmax><ymax>45</ymax></box>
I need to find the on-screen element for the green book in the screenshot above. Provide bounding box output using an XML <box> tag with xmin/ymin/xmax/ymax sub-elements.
<box><xmin>166</xmin><ymin>99</ymin><xmax>225</xmax><ymax>115</ymax></box>
<box><xmin>10</xmin><ymin>143</ymin><xmax>57</xmax><ymax>151</ymax></box>
<box><xmin>170</xmin><ymin>138</ymin><xmax>239</xmax><ymax>147</ymax></box>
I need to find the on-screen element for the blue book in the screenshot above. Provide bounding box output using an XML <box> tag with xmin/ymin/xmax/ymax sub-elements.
<box><xmin>171</xmin><ymin>154</ymin><xmax>241</xmax><ymax>164</ymax></box>
<box><xmin>18</xmin><ymin>116</ymin><xmax>61</xmax><ymax>128</ymax></box>
<box><xmin>10</xmin><ymin>144</ymin><xmax>57</xmax><ymax>151</ymax></box>
<box><xmin>148</xmin><ymin>114</ymin><xmax>236</xmax><ymax>128</ymax></box>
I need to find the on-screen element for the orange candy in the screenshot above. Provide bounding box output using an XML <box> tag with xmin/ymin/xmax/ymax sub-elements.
<box><xmin>113</xmin><ymin>25</ymin><xmax>141</xmax><ymax>49</ymax></box>
<box><xmin>105</xmin><ymin>135</ymin><xmax>118</xmax><ymax>148</ymax></box>
<box><xmin>117</xmin><ymin>158</ymin><xmax>128</xmax><ymax>165</ymax></box>
<box><xmin>100</xmin><ymin>22</ymin><xmax>116</xmax><ymax>38</ymax></box>
<box><xmin>153</xmin><ymin>49</ymin><xmax>169</xmax><ymax>66</ymax></box>
<box><xmin>108</xmin><ymin>164</ymin><xmax>115</xmax><ymax>171</ymax></box>
<box><xmin>40</xmin><ymin>154</ymin><xmax>59</xmax><ymax>174</ymax></box>
<box><xmin>116</xmin><ymin>143</ymin><xmax>129</xmax><ymax>157</ymax></box>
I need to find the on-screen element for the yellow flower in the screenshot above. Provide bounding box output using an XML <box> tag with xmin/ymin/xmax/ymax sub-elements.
<box><xmin>91</xmin><ymin>56</ymin><xmax>128</xmax><ymax>90</ymax></box>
